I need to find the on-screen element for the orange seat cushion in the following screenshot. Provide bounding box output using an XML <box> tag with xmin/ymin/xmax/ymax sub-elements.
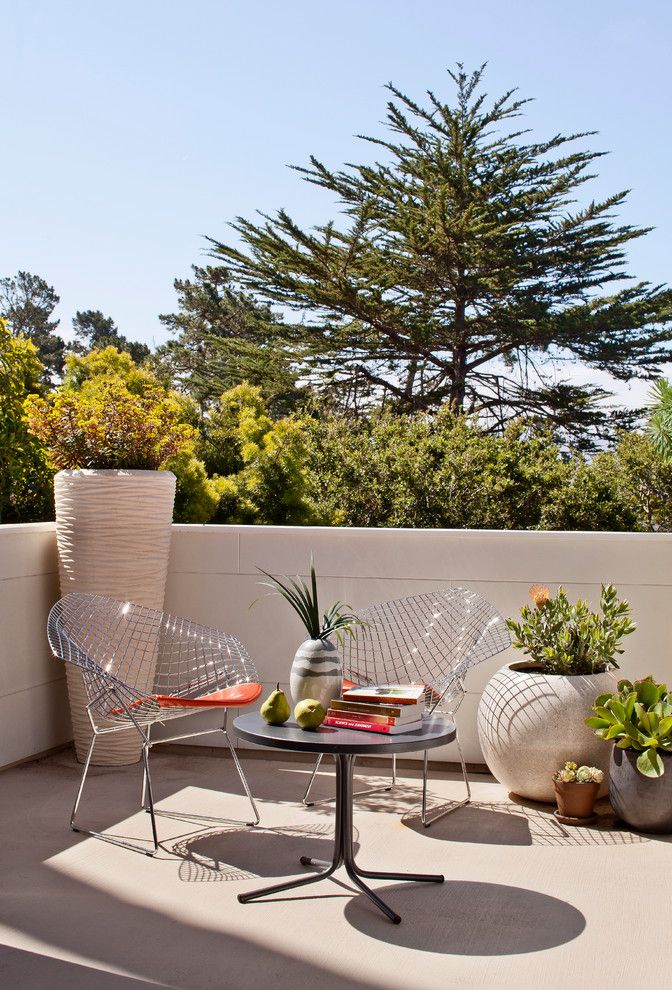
<box><xmin>342</xmin><ymin>678</ymin><xmax>358</xmax><ymax>690</ymax></box>
<box><xmin>155</xmin><ymin>682</ymin><xmax>263</xmax><ymax>709</ymax></box>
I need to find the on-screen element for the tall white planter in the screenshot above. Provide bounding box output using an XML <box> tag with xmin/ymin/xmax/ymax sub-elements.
<box><xmin>477</xmin><ymin>662</ymin><xmax>616</xmax><ymax>802</ymax></box>
<box><xmin>54</xmin><ymin>469</ymin><xmax>176</xmax><ymax>765</ymax></box>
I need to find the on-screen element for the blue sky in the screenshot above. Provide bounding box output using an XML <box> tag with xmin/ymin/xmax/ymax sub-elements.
<box><xmin>2</xmin><ymin>1</ymin><xmax>670</xmax><ymax>403</ymax></box>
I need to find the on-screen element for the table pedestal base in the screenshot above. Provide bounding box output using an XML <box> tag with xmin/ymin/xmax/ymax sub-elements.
<box><xmin>237</xmin><ymin>753</ymin><xmax>444</xmax><ymax>924</ymax></box>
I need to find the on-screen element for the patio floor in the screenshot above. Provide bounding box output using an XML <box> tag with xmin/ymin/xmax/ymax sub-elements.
<box><xmin>0</xmin><ymin>747</ymin><xmax>670</xmax><ymax>989</ymax></box>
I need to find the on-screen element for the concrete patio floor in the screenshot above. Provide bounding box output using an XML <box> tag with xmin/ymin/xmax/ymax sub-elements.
<box><xmin>1</xmin><ymin>748</ymin><xmax>670</xmax><ymax>990</ymax></box>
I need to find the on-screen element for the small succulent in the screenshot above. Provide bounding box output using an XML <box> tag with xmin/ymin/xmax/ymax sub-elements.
<box><xmin>553</xmin><ymin>761</ymin><xmax>603</xmax><ymax>784</ymax></box>
<box><xmin>586</xmin><ymin>676</ymin><xmax>672</xmax><ymax>777</ymax></box>
<box><xmin>507</xmin><ymin>583</ymin><xmax>635</xmax><ymax>676</ymax></box>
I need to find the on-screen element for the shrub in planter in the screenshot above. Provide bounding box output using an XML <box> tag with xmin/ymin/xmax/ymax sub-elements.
<box><xmin>552</xmin><ymin>761</ymin><xmax>603</xmax><ymax>822</ymax></box>
<box><xmin>587</xmin><ymin>676</ymin><xmax>672</xmax><ymax>832</ymax></box>
<box><xmin>25</xmin><ymin>360</ymin><xmax>197</xmax><ymax>764</ymax></box>
<box><xmin>477</xmin><ymin>584</ymin><xmax>636</xmax><ymax>801</ymax></box>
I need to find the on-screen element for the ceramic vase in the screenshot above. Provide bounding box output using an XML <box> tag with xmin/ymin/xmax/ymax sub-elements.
<box><xmin>290</xmin><ymin>638</ymin><xmax>342</xmax><ymax>711</ymax></box>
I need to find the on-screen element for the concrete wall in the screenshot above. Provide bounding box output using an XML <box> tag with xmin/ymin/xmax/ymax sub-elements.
<box><xmin>0</xmin><ymin>523</ymin><xmax>70</xmax><ymax>768</ymax></box>
<box><xmin>3</xmin><ymin>522</ymin><xmax>672</xmax><ymax>768</ymax></box>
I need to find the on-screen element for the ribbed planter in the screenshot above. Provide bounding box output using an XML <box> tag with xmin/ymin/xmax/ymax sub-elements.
<box><xmin>54</xmin><ymin>469</ymin><xmax>176</xmax><ymax>765</ymax></box>
<box><xmin>609</xmin><ymin>748</ymin><xmax>672</xmax><ymax>833</ymax></box>
<box><xmin>477</xmin><ymin>662</ymin><xmax>615</xmax><ymax>802</ymax></box>
<box><xmin>290</xmin><ymin>638</ymin><xmax>342</xmax><ymax>711</ymax></box>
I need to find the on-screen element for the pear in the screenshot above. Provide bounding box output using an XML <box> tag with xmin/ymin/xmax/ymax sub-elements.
<box><xmin>294</xmin><ymin>698</ymin><xmax>326</xmax><ymax>731</ymax></box>
<box><xmin>260</xmin><ymin>683</ymin><xmax>291</xmax><ymax>725</ymax></box>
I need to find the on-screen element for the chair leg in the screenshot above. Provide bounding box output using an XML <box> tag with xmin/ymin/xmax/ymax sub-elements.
<box><xmin>302</xmin><ymin>753</ymin><xmax>324</xmax><ymax>807</ymax></box>
<box><xmin>221</xmin><ymin>724</ymin><xmax>260</xmax><ymax>827</ymax></box>
<box><xmin>302</xmin><ymin>753</ymin><xmax>396</xmax><ymax>808</ymax></box>
<box><xmin>70</xmin><ymin>730</ymin><xmax>159</xmax><ymax>856</ymax></box>
<box><xmin>421</xmin><ymin>728</ymin><xmax>471</xmax><ymax>828</ymax></box>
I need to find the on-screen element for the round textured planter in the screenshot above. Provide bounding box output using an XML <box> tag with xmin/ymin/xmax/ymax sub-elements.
<box><xmin>609</xmin><ymin>747</ymin><xmax>672</xmax><ymax>833</ymax></box>
<box><xmin>477</xmin><ymin>662</ymin><xmax>615</xmax><ymax>802</ymax></box>
<box><xmin>290</xmin><ymin>638</ymin><xmax>342</xmax><ymax>711</ymax></box>
<box><xmin>54</xmin><ymin>469</ymin><xmax>176</xmax><ymax>765</ymax></box>
<box><xmin>554</xmin><ymin>780</ymin><xmax>600</xmax><ymax>820</ymax></box>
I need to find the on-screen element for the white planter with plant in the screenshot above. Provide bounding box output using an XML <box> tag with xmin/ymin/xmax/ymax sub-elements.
<box><xmin>477</xmin><ymin>584</ymin><xmax>635</xmax><ymax>802</ymax></box>
<box><xmin>26</xmin><ymin>358</ymin><xmax>194</xmax><ymax>764</ymax></box>
<box><xmin>257</xmin><ymin>558</ymin><xmax>362</xmax><ymax>711</ymax></box>
<box><xmin>587</xmin><ymin>675</ymin><xmax>672</xmax><ymax>833</ymax></box>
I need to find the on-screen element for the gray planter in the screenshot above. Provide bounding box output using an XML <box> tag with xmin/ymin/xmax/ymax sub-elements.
<box><xmin>609</xmin><ymin>747</ymin><xmax>672</xmax><ymax>833</ymax></box>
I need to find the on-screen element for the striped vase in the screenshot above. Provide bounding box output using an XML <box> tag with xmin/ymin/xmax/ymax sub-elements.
<box><xmin>290</xmin><ymin>638</ymin><xmax>342</xmax><ymax>711</ymax></box>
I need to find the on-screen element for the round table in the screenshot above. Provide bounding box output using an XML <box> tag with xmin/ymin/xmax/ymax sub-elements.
<box><xmin>233</xmin><ymin>712</ymin><xmax>456</xmax><ymax>924</ymax></box>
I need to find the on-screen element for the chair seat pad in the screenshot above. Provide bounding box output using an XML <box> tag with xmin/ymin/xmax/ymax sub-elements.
<box><xmin>155</xmin><ymin>682</ymin><xmax>263</xmax><ymax>709</ymax></box>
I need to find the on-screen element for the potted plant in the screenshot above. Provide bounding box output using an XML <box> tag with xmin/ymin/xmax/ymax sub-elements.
<box><xmin>257</xmin><ymin>557</ymin><xmax>363</xmax><ymax>709</ymax></box>
<box><xmin>25</xmin><ymin>350</ymin><xmax>195</xmax><ymax>764</ymax></box>
<box><xmin>553</xmin><ymin>761</ymin><xmax>603</xmax><ymax>824</ymax></box>
<box><xmin>477</xmin><ymin>583</ymin><xmax>636</xmax><ymax>802</ymax></box>
<box><xmin>586</xmin><ymin>675</ymin><xmax>672</xmax><ymax>833</ymax></box>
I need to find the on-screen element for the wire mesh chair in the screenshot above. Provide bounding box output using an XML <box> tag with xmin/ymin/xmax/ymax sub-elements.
<box><xmin>302</xmin><ymin>586</ymin><xmax>511</xmax><ymax>826</ymax></box>
<box><xmin>48</xmin><ymin>592</ymin><xmax>263</xmax><ymax>855</ymax></box>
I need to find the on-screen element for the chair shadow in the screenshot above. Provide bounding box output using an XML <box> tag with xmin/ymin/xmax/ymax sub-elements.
<box><xmin>169</xmin><ymin>822</ymin><xmax>360</xmax><ymax>882</ymax></box>
<box><xmin>344</xmin><ymin>880</ymin><xmax>586</xmax><ymax>954</ymax></box>
<box><xmin>401</xmin><ymin>799</ymin><xmax>650</xmax><ymax>847</ymax></box>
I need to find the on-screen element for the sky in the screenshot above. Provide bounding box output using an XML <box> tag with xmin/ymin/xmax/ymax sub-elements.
<box><xmin>1</xmin><ymin>0</ymin><xmax>670</xmax><ymax>405</ymax></box>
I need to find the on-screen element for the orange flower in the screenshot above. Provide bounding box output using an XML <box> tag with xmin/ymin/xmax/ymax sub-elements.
<box><xmin>529</xmin><ymin>584</ymin><xmax>551</xmax><ymax>608</ymax></box>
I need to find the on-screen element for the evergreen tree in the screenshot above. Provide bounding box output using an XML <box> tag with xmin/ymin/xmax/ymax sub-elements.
<box><xmin>0</xmin><ymin>271</ymin><xmax>65</xmax><ymax>383</ymax></box>
<box><xmin>72</xmin><ymin>309</ymin><xmax>150</xmax><ymax>365</ymax></box>
<box><xmin>156</xmin><ymin>265</ymin><xmax>304</xmax><ymax>416</ymax></box>
<box><xmin>208</xmin><ymin>65</ymin><xmax>672</xmax><ymax>444</ymax></box>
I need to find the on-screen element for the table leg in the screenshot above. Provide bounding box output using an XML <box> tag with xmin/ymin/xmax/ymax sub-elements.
<box><xmin>238</xmin><ymin>752</ymin><xmax>442</xmax><ymax>923</ymax></box>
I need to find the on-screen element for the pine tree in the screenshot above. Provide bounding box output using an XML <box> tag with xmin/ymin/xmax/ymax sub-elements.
<box><xmin>0</xmin><ymin>271</ymin><xmax>65</xmax><ymax>383</ymax></box>
<box><xmin>208</xmin><ymin>65</ymin><xmax>672</xmax><ymax>443</ymax></box>
<box><xmin>72</xmin><ymin>309</ymin><xmax>150</xmax><ymax>365</ymax></box>
<box><xmin>156</xmin><ymin>265</ymin><xmax>304</xmax><ymax>415</ymax></box>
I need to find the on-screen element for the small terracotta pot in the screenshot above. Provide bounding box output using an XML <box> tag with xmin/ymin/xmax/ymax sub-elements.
<box><xmin>554</xmin><ymin>780</ymin><xmax>600</xmax><ymax>821</ymax></box>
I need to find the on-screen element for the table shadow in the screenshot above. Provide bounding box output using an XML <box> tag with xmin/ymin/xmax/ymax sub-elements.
<box><xmin>344</xmin><ymin>879</ymin><xmax>586</xmax><ymax>954</ymax></box>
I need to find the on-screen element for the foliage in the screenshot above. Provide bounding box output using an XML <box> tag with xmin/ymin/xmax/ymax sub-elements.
<box><xmin>609</xmin><ymin>431</ymin><xmax>672</xmax><ymax>531</ymax></box>
<box><xmin>587</xmin><ymin>676</ymin><xmax>672</xmax><ymax>777</ymax></box>
<box><xmin>506</xmin><ymin>583</ymin><xmax>636</xmax><ymax>675</ymax></box>
<box><xmin>156</xmin><ymin>265</ymin><xmax>304</xmax><ymax>415</ymax></box>
<box><xmin>163</xmin><ymin>452</ymin><xmax>219</xmax><ymax>524</ymax></box>
<box><xmin>553</xmin><ymin>761</ymin><xmax>603</xmax><ymax>784</ymax></box>
<box><xmin>0</xmin><ymin>321</ymin><xmax>53</xmax><ymax>522</ymax></box>
<box><xmin>25</xmin><ymin>355</ymin><xmax>196</xmax><ymax>470</ymax></box>
<box><xmin>200</xmin><ymin>384</ymin><xmax>314</xmax><ymax>524</ymax></box>
<box><xmin>208</xmin><ymin>65</ymin><xmax>672</xmax><ymax>445</ymax></box>
<box><xmin>0</xmin><ymin>271</ymin><xmax>66</xmax><ymax>383</ymax></box>
<box><xmin>71</xmin><ymin>309</ymin><xmax>150</xmax><ymax>365</ymax></box>
<box><xmin>256</xmin><ymin>556</ymin><xmax>362</xmax><ymax>642</ymax></box>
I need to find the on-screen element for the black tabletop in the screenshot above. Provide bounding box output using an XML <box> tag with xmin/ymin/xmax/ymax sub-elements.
<box><xmin>233</xmin><ymin>712</ymin><xmax>456</xmax><ymax>756</ymax></box>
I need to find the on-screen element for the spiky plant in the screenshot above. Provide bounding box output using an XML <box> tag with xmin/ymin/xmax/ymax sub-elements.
<box><xmin>256</xmin><ymin>556</ymin><xmax>363</xmax><ymax>642</ymax></box>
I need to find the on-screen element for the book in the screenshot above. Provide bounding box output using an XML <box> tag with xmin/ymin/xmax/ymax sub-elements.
<box><xmin>326</xmin><ymin>707</ymin><xmax>416</xmax><ymax>727</ymax></box>
<box><xmin>323</xmin><ymin>715</ymin><xmax>423</xmax><ymax>734</ymax></box>
<box><xmin>341</xmin><ymin>684</ymin><xmax>426</xmax><ymax>705</ymax></box>
<box><xmin>329</xmin><ymin>698</ymin><xmax>423</xmax><ymax>721</ymax></box>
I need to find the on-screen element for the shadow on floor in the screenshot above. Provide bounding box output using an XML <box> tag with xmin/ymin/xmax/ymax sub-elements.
<box><xmin>402</xmin><ymin>800</ymin><xmax>650</xmax><ymax>846</ymax></box>
<box><xmin>344</xmin><ymin>880</ymin><xmax>586</xmax><ymax>954</ymax></box>
<box><xmin>168</xmin><ymin>822</ymin><xmax>359</xmax><ymax>882</ymax></box>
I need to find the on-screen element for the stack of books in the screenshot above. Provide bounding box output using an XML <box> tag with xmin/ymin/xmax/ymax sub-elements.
<box><xmin>323</xmin><ymin>684</ymin><xmax>425</xmax><ymax>734</ymax></box>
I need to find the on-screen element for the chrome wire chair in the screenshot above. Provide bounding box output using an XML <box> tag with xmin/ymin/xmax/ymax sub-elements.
<box><xmin>302</xmin><ymin>587</ymin><xmax>511</xmax><ymax>826</ymax></box>
<box><xmin>48</xmin><ymin>592</ymin><xmax>263</xmax><ymax>855</ymax></box>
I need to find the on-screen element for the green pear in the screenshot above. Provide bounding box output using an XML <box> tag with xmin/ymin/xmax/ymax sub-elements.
<box><xmin>294</xmin><ymin>698</ymin><xmax>326</xmax><ymax>730</ymax></box>
<box><xmin>260</xmin><ymin>683</ymin><xmax>291</xmax><ymax>726</ymax></box>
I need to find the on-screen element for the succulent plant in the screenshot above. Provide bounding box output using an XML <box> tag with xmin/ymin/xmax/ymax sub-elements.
<box><xmin>553</xmin><ymin>761</ymin><xmax>603</xmax><ymax>784</ymax></box>
<box><xmin>586</xmin><ymin>676</ymin><xmax>672</xmax><ymax>777</ymax></box>
<box><xmin>507</xmin><ymin>583</ymin><xmax>635</xmax><ymax>676</ymax></box>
